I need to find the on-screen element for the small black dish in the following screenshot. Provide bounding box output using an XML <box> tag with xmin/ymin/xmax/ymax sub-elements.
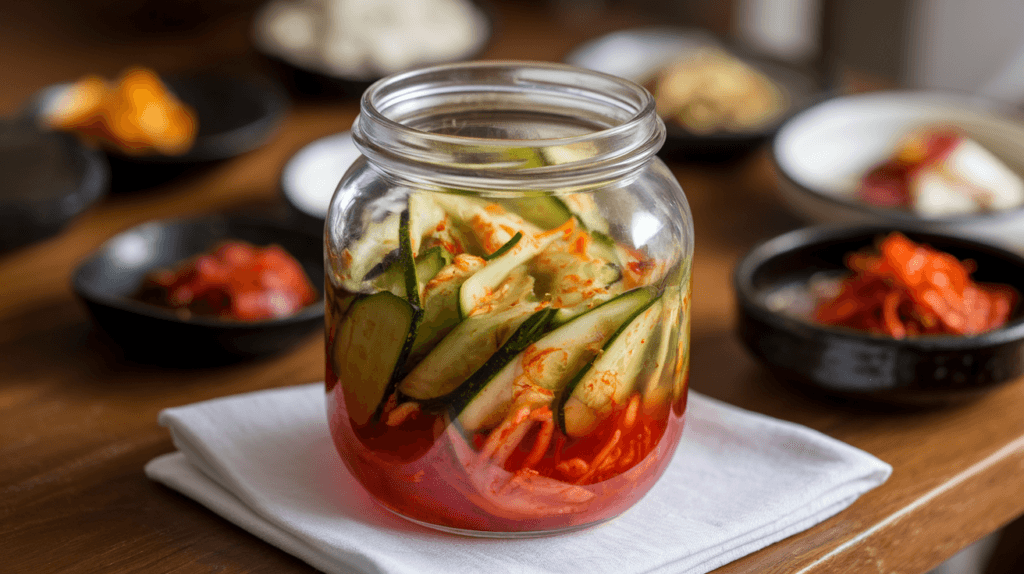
<box><xmin>0</xmin><ymin>119</ymin><xmax>109</xmax><ymax>253</ymax></box>
<box><xmin>72</xmin><ymin>215</ymin><xmax>324</xmax><ymax>365</ymax></box>
<box><xmin>28</xmin><ymin>72</ymin><xmax>289</xmax><ymax>191</ymax></box>
<box><xmin>564</xmin><ymin>26</ymin><xmax>823</xmax><ymax>161</ymax></box>
<box><xmin>734</xmin><ymin>226</ymin><xmax>1024</xmax><ymax>405</ymax></box>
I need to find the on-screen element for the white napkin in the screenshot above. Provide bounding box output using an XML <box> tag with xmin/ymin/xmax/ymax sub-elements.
<box><xmin>145</xmin><ymin>383</ymin><xmax>891</xmax><ymax>574</ymax></box>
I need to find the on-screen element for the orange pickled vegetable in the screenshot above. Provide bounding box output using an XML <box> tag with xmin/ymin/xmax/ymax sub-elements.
<box><xmin>45</xmin><ymin>67</ymin><xmax>197</xmax><ymax>156</ymax></box>
<box><xmin>814</xmin><ymin>232</ymin><xmax>1017</xmax><ymax>338</ymax></box>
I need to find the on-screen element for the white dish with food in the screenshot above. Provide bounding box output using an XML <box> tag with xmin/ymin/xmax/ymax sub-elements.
<box><xmin>281</xmin><ymin>130</ymin><xmax>361</xmax><ymax>220</ymax></box>
<box><xmin>773</xmin><ymin>90</ymin><xmax>1024</xmax><ymax>249</ymax></box>
<box><xmin>253</xmin><ymin>0</ymin><xmax>491</xmax><ymax>91</ymax></box>
<box><xmin>566</xmin><ymin>26</ymin><xmax>819</xmax><ymax>157</ymax></box>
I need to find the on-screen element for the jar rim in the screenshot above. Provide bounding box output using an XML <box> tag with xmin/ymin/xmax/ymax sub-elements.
<box><xmin>352</xmin><ymin>60</ymin><xmax>665</xmax><ymax>191</ymax></box>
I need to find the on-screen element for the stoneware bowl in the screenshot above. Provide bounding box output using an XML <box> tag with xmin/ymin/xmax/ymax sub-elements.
<box><xmin>72</xmin><ymin>214</ymin><xmax>324</xmax><ymax>365</ymax></box>
<box><xmin>734</xmin><ymin>225</ymin><xmax>1024</xmax><ymax>405</ymax></box>
<box><xmin>0</xmin><ymin>119</ymin><xmax>109</xmax><ymax>253</ymax></box>
<box><xmin>772</xmin><ymin>90</ymin><xmax>1024</xmax><ymax>251</ymax></box>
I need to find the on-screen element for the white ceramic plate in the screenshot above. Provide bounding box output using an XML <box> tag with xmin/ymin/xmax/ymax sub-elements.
<box><xmin>772</xmin><ymin>90</ymin><xmax>1024</xmax><ymax>249</ymax></box>
<box><xmin>281</xmin><ymin>131</ymin><xmax>361</xmax><ymax>220</ymax></box>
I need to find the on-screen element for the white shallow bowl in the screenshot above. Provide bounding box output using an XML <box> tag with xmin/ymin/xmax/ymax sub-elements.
<box><xmin>772</xmin><ymin>90</ymin><xmax>1024</xmax><ymax>250</ymax></box>
<box><xmin>281</xmin><ymin>130</ymin><xmax>361</xmax><ymax>220</ymax></box>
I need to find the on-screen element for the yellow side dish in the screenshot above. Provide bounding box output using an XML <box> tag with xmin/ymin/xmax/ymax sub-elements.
<box><xmin>45</xmin><ymin>68</ymin><xmax>197</xmax><ymax>156</ymax></box>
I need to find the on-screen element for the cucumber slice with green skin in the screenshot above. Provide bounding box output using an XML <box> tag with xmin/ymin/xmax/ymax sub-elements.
<box><xmin>496</xmin><ymin>197</ymin><xmax>572</xmax><ymax>230</ymax></box>
<box><xmin>562</xmin><ymin>194</ymin><xmax>611</xmax><ymax>236</ymax></box>
<box><xmin>415</xmin><ymin>246</ymin><xmax>451</xmax><ymax>282</ymax></box>
<box><xmin>398</xmin><ymin>304</ymin><xmax>539</xmax><ymax>401</ymax></box>
<box><xmin>406</xmin><ymin>254</ymin><xmax>486</xmax><ymax>366</ymax></box>
<box><xmin>332</xmin><ymin>291</ymin><xmax>418</xmax><ymax>426</ymax></box>
<box><xmin>459</xmin><ymin>231</ymin><xmax>558</xmax><ymax>318</ymax></box>
<box><xmin>430</xmin><ymin>193</ymin><xmax>542</xmax><ymax>254</ymax></box>
<box><xmin>371</xmin><ymin>224</ymin><xmax>449</xmax><ymax>299</ymax></box>
<box><xmin>556</xmin><ymin>295</ymin><xmax>665</xmax><ymax>437</ymax></box>
<box><xmin>483</xmin><ymin>232</ymin><xmax>522</xmax><ymax>261</ymax></box>
<box><xmin>448</xmin><ymin>307</ymin><xmax>559</xmax><ymax>424</ymax></box>
<box><xmin>640</xmin><ymin>289</ymin><xmax>681</xmax><ymax>416</ymax></box>
<box><xmin>407</xmin><ymin>192</ymin><xmax>448</xmax><ymax>257</ymax></box>
<box><xmin>339</xmin><ymin>211</ymin><xmax>402</xmax><ymax>292</ymax></box>
<box><xmin>456</xmin><ymin>287</ymin><xmax>657</xmax><ymax>432</ymax></box>
<box><xmin>398</xmin><ymin>210</ymin><xmax>420</xmax><ymax>308</ymax></box>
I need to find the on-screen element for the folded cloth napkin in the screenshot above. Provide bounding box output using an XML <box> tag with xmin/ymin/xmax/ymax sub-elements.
<box><xmin>145</xmin><ymin>383</ymin><xmax>891</xmax><ymax>574</ymax></box>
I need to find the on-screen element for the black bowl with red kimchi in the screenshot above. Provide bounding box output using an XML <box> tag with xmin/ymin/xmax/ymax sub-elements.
<box><xmin>734</xmin><ymin>225</ymin><xmax>1024</xmax><ymax>405</ymax></box>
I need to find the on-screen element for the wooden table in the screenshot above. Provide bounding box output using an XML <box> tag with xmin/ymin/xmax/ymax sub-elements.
<box><xmin>3</xmin><ymin>2</ymin><xmax>1023</xmax><ymax>572</ymax></box>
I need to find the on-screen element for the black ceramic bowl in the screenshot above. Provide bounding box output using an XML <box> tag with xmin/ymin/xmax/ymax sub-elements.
<box><xmin>29</xmin><ymin>72</ymin><xmax>288</xmax><ymax>191</ymax></box>
<box><xmin>734</xmin><ymin>226</ymin><xmax>1024</xmax><ymax>405</ymax></box>
<box><xmin>72</xmin><ymin>215</ymin><xmax>324</xmax><ymax>365</ymax></box>
<box><xmin>0</xmin><ymin>120</ymin><xmax>109</xmax><ymax>253</ymax></box>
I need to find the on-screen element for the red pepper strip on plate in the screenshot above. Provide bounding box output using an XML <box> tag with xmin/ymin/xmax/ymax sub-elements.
<box><xmin>814</xmin><ymin>232</ymin><xmax>1017</xmax><ymax>338</ymax></box>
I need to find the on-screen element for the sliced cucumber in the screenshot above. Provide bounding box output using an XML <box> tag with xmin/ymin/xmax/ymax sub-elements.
<box><xmin>398</xmin><ymin>304</ymin><xmax>539</xmax><ymax>401</ymax></box>
<box><xmin>483</xmin><ymin>232</ymin><xmax>522</xmax><ymax>261</ymax></box>
<box><xmin>530</xmin><ymin>248</ymin><xmax>622</xmax><ymax>311</ymax></box>
<box><xmin>371</xmin><ymin>218</ymin><xmax>448</xmax><ymax>300</ymax></box>
<box><xmin>459</xmin><ymin>231</ymin><xmax>557</xmax><ymax>317</ymax></box>
<box><xmin>406</xmin><ymin>254</ymin><xmax>486</xmax><ymax>365</ymax></box>
<box><xmin>339</xmin><ymin>211</ymin><xmax>402</xmax><ymax>292</ymax></box>
<box><xmin>332</xmin><ymin>292</ymin><xmax>418</xmax><ymax>426</ymax></box>
<box><xmin>496</xmin><ymin>196</ymin><xmax>571</xmax><ymax>230</ymax></box>
<box><xmin>562</xmin><ymin>194</ymin><xmax>611</xmax><ymax>237</ymax></box>
<box><xmin>416</xmin><ymin>246</ymin><xmax>451</xmax><ymax>282</ymax></box>
<box><xmin>640</xmin><ymin>290</ymin><xmax>680</xmax><ymax>417</ymax></box>
<box><xmin>456</xmin><ymin>287</ymin><xmax>656</xmax><ymax>432</ymax></box>
<box><xmin>407</xmin><ymin>192</ymin><xmax>447</xmax><ymax>257</ymax></box>
<box><xmin>397</xmin><ymin>210</ymin><xmax>420</xmax><ymax>308</ymax></box>
<box><xmin>449</xmin><ymin>307</ymin><xmax>559</xmax><ymax>425</ymax></box>
<box><xmin>556</xmin><ymin>295</ymin><xmax>664</xmax><ymax>437</ymax></box>
<box><xmin>430</xmin><ymin>193</ymin><xmax>541</xmax><ymax>254</ymax></box>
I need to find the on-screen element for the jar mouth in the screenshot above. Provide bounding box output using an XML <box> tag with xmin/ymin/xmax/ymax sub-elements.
<box><xmin>352</xmin><ymin>60</ymin><xmax>665</xmax><ymax>191</ymax></box>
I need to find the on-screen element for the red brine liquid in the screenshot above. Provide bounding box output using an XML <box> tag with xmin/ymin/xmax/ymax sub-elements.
<box><xmin>325</xmin><ymin>354</ymin><xmax>688</xmax><ymax>533</ymax></box>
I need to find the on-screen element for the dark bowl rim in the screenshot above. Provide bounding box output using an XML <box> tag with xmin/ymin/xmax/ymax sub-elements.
<box><xmin>769</xmin><ymin>89</ymin><xmax>1024</xmax><ymax>226</ymax></box>
<box><xmin>733</xmin><ymin>224</ymin><xmax>1024</xmax><ymax>351</ymax></box>
<box><xmin>22</xmin><ymin>72</ymin><xmax>289</xmax><ymax>165</ymax></box>
<box><xmin>71</xmin><ymin>214</ymin><xmax>325</xmax><ymax>330</ymax></box>
<box><xmin>0</xmin><ymin>120</ymin><xmax>110</xmax><ymax>250</ymax></box>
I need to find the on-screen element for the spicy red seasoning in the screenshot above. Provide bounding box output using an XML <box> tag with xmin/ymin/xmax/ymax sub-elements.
<box><xmin>814</xmin><ymin>232</ymin><xmax>1017</xmax><ymax>338</ymax></box>
<box><xmin>139</xmin><ymin>240</ymin><xmax>317</xmax><ymax>321</ymax></box>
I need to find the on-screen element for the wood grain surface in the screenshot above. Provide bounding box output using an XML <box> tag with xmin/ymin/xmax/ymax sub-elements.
<box><xmin>2</xmin><ymin>2</ymin><xmax>1023</xmax><ymax>573</ymax></box>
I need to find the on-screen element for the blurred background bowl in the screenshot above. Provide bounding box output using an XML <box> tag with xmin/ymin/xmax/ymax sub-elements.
<box><xmin>734</xmin><ymin>225</ymin><xmax>1024</xmax><ymax>405</ymax></box>
<box><xmin>772</xmin><ymin>90</ymin><xmax>1024</xmax><ymax>250</ymax></box>
<box><xmin>565</xmin><ymin>26</ymin><xmax>822</xmax><ymax>160</ymax></box>
<box><xmin>0</xmin><ymin>119</ymin><xmax>109</xmax><ymax>254</ymax></box>
<box><xmin>252</xmin><ymin>0</ymin><xmax>494</xmax><ymax>98</ymax></box>
<box><xmin>72</xmin><ymin>214</ymin><xmax>324</xmax><ymax>365</ymax></box>
<box><xmin>29</xmin><ymin>72</ymin><xmax>288</xmax><ymax>191</ymax></box>
<box><xmin>279</xmin><ymin>129</ymin><xmax>361</xmax><ymax>233</ymax></box>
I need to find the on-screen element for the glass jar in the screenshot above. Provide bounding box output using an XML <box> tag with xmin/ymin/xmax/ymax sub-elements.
<box><xmin>324</xmin><ymin>61</ymin><xmax>693</xmax><ymax>536</ymax></box>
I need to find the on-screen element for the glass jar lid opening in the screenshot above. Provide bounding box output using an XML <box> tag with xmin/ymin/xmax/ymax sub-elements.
<box><xmin>352</xmin><ymin>61</ymin><xmax>665</xmax><ymax>191</ymax></box>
